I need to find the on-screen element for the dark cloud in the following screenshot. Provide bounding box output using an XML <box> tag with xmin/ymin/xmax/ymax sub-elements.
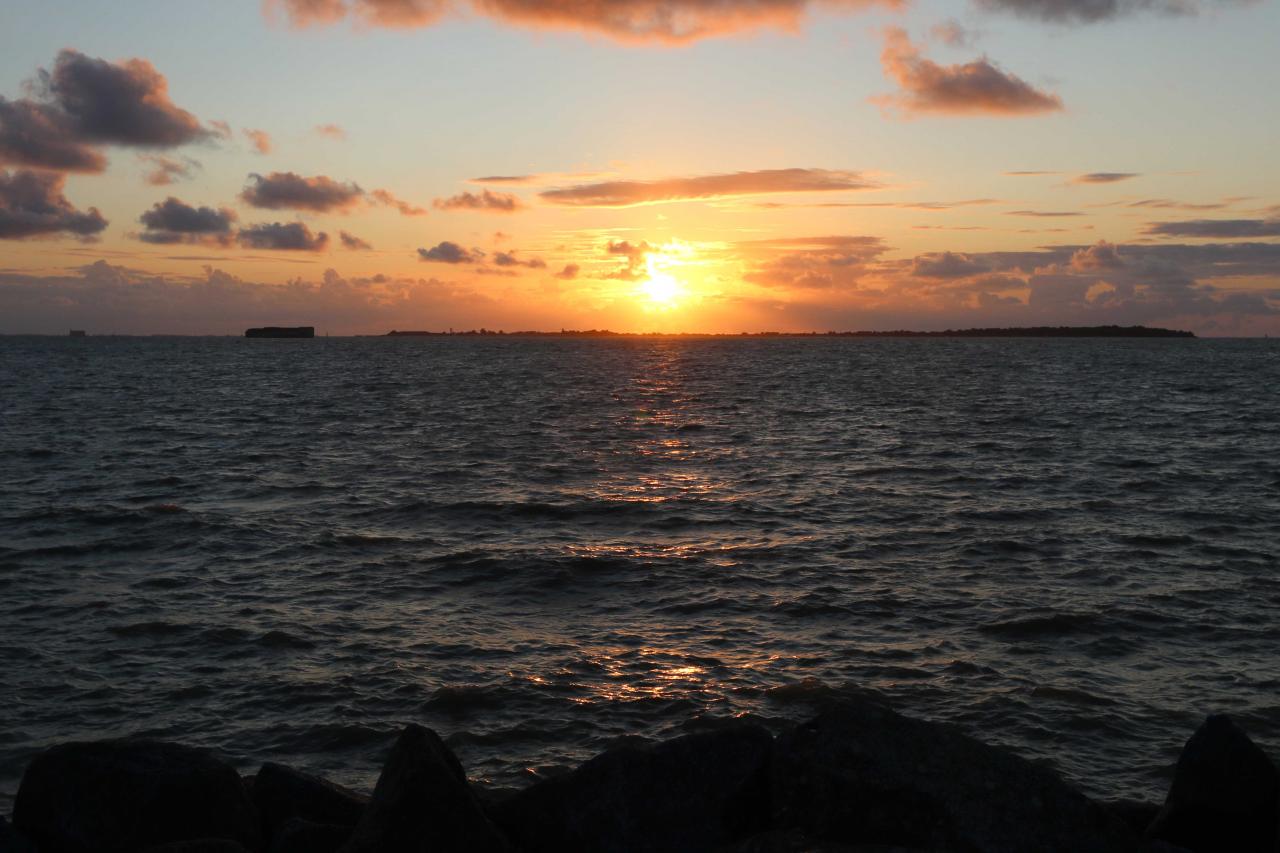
<box><xmin>139</xmin><ymin>154</ymin><xmax>201</xmax><ymax>186</ymax></box>
<box><xmin>930</xmin><ymin>19</ymin><xmax>977</xmax><ymax>46</ymax></box>
<box><xmin>1071</xmin><ymin>172</ymin><xmax>1139</xmax><ymax>184</ymax></box>
<box><xmin>267</xmin><ymin>0</ymin><xmax>900</xmax><ymax>43</ymax></box>
<box><xmin>434</xmin><ymin>189</ymin><xmax>524</xmax><ymax>213</ymax></box>
<box><xmin>541</xmin><ymin>168</ymin><xmax>878</xmax><ymax>207</ymax></box>
<box><xmin>911</xmin><ymin>251</ymin><xmax>987</xmax><ymax>278</ymax></box>
<box><xmin>370</xmin><ymin>189</ymin><xmax>428</xmax><ymax>216</ymax></box>
<box><xmin>876</xmin><ymin>28</ymin><xmax>1063</xmax><ymax>117</ymax></box>
<box><xmin>0</xmin><ymin>99</ymin><xmax>107</xmax><ymax>173</ymax></box>
<box><xmin>237</xmin><ymin>221</ymin><xmax>329</xmax><ymax>251</ymax></box>
<box><xmin>741</xmin><ymin>235</ymin><xmax>889</xmax><ymax>289</ymax></box>
<box><xmin>1004</xmin><ymin>170</ymin><xmax>1061</xmax><ymax>176</ymax></box>
<box><xmin>554</xmin><ymin>263</ymin><xmax>580</xmax><ymax>280</ymax></box>
<box><xmin>0</xmin><ymin>50</ymin><xmax>211</xmax><ymax>174</ymax></box>
<box><xmin>244</xmin><ymin>129</ymin><xmax>273</xmax><ymax>155</ymax></box>
<box><xmin>340</xmin><ymin>230</ymin><xmax>373</xmax><ymax>250</ymax></box>
<box><xmin>471</xmin><ymin>174</ymin><xmax>536</xmax><ymax>184</ymax></box>
<box><xmin>1069</xmin><ymin>240</ymin><xmax>1125</xmax><ymax>270</ymax></box>
<box><xmin>0</xmin><ymin>169</ymin><xmax>108</xmax><ymax>239</ymax></box>
<box><xmin>493</xmin><ymin>250</ymin><xmax>547</xmax><ymax>268</ymax></box>
<box><xmin>1145</xmin><ymin>219</ymin><xmax>1280</xmax><ymax>239</ymax></box>
<box><xmin>40</xmin><ymin>50</ymin><xmax>210</xmax><ymax>147</ymax></box>
<box><xmin>418</xmin><ymin>241</ymin><xmax>482</xmax><ymax>263</ymax></box>
<box><xmin>137</xmin><ymin>197</ymin><xmax>236</xmax><ymax>245</ymax></box>
<box><xmin>1006</xmin><ymin>209</ymin><xmax>1084</xmax><ymax>217</ymax></box>
<box><xmin>240</xmin><ymin>171</ymin><xmax>364</xmax><ymax>212</ymax></box>
<box><xmin>972</xmin><ymin>0</ymin><xmax>1244</xmax><ymax>24</ymax></box>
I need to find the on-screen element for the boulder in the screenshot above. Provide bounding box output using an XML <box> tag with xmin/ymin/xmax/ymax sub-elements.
<box><xmin>13</xmin><ymin>739</ymin><xmax>261</xmax><ymax>853</ymax></box>
<box><xmin>1146</xmin><ymin>714</ymin><xmax>1279</xmax><ymax>853</ymax></box>
<box><xmin>771</xmin><ymin>701</ymin><xmax>1138</xmax><ymax>853</ymax></box>
<box><xmin>139</xmin><ymin>842</ymin><xmax>252</xmax><ymax>853</ymax></box>
<box><xmin>0</xmin><ymin>816</ymin><xmax>38</xmax><ymax>853</ymax></box>
<box><xmin>494</xmin><ymin>723</ymin><xmax>773</xmax><ymax>853</ymax></box>
<box><xmin>268</xmin><ymin>817</ymin><xmax>352</xmax><ymax>853</ymax></box>
<box><xmin>252</xmin><ymin>762</ymin><xmax>367</xmax><ymax>836</ymax></box>
<box><xmin>339</xmin><ymin>724</ymin><xmax>509</xmax><ymax>853</ymax></box>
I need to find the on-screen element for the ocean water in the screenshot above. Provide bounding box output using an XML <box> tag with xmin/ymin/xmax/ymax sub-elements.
<box><xmin>2</xmin><ymin>335</ymin><xmax>1278</xmax><ymax>810</ymax></box>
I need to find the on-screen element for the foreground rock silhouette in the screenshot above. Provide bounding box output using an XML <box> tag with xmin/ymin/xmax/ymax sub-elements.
<box><xmin>6</xmin><ymin>699</ymin><xmax>1278</xmax><ymax>852</ymax></box>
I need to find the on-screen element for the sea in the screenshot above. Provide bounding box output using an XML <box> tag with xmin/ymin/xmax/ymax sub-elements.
<box><xmin>2</xmin><ymin>335</ymin><xmax>1278</xmax><ymax>811</ymax></box>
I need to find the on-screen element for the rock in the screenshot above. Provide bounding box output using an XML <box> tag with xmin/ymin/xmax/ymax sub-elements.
<box><xmin>772</xmin><ymin>701</ymin><xmax>1138</xmax><ymax>853</ymax></box>
<box><xmin>139</xmin><ymin>842</ymin><xmax>252</xmax><ymax>853</ymax></box>
<box><xmin>339</xmin><ymin>724</ymin><xmax>509</xmax><ymax>853</ymax></box>
<box><xmin>268</xmin><ymin>817</ymin><xmax>351</xmax><ymax>853</ymax></box>
<box><xmin>1146</xmin><ymin>714</ymin><xmax>1279</xmax><ymax>853</ymax></box>
<box><xmin>252</xmin><ymin>762</ymin><xmax>367</xmax><ymax>836</ymax></box>
<box><xmin>717</xmin><ymin>828</ymin><xmax>936</xmax><ymax>851</ymax></box>
<box><xmin>13</xmin><ymin>739</ymin><xmax>262</xmax><ymax>853</ymax></box>
<box><xmin>1107</xmin><ymin>799</ymin><xmax>1162</xmax><ymax>835</ymax></box>
<box><xmin>494</xmin><ymin>723</ymin><xmax>773</xmax><ymax>853</ymax></box>
<box><xmin>0</xmin><ymin>816</ymin><xmax>38</xmax><ymax>853</ymax></box>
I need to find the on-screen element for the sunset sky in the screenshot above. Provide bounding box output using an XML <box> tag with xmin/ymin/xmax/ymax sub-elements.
<box><xmin>2</xmin><ymin>0</ymin><xmax>1278</xmax><ymax>334</ymax></box>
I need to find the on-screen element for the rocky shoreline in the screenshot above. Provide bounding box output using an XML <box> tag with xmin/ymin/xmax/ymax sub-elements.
<box><xmin>2</xmin><ymin>698</ymin><xmax>1276</xmax><ymax>853</ymax></box>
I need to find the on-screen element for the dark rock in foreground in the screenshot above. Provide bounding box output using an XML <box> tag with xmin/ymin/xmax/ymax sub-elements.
<box><xmin>494</xmin><ymin>723</ymin><xmax>772</xmax><ymax>853</ymax></box>
<box><xmin>13</xmin><ymin>739</ymin><xmax>261</xmax><ymax>853</ymax></box>
<box><xmin>251</xmin><ymin>761</ymin><xmax>366</xmax><ymax>840</ymax></box>
<box><xmin>340</xmin><ymin>723</ymin><xmax>509</xmax><ymax>853</ymax></box>
<box><xmin>1146</xmin><ymin>714</ymin><xmax>1279</xmax><ymax>853</ymax></box>
<box><xmin>268</xmin><ymin>817</ymin><xmax>351</xmax><ymax>853</ymax></box>
<box><xmin>772</xmin><ymin>702</ymin><xmax>1139</xmax><ymax>852</ymax></box>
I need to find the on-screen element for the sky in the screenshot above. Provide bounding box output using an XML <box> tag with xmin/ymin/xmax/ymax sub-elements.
<box><xmin>1</xmin><ymin>0</ymin><xmax>1278</xmax><ymax>335</ymax></box>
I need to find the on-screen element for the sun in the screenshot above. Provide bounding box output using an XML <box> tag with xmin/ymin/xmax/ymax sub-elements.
<box><xmin>638</xmin><ymin>245</ymin><xmax>689</xmax><ymax>308</ymax></box>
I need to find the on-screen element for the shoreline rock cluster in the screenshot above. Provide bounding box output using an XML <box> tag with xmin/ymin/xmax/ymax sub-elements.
<box><xmin>2</xmin><ymin>699</ymin><xmax>1276</xmax><ymax>852</ymax></box>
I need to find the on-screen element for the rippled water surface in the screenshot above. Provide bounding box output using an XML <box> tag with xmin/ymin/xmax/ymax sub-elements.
<box><xmin>2</xmin><ymin>336</ymin><xmax>1279</xmax><ymax>809</ymax></box>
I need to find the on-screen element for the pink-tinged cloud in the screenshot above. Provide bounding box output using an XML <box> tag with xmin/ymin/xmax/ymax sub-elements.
<box><xmin>541</xmin><ymin>168</ymin><xmax>878</xmax><ymax>207</ymax></box>
<box><xmin>267</xmin><ymin>0</ymin><xmax>901</xmax><ymax>43</ymax></box>
<box><xmin>139</xmin><ymin>154</ymin><xmax>200</xmax><ymax>186</ymax></box>
<box><xmin>238</xmin><ymin>221</ymin><xmax>329</xmax><ymax>251</ymax></box>
<box><xmin>875</xmin><ymin>28</ymin><xmax>1063</xmax><ymax>117</ymax></box>
<box><xmin>315</xmin><ymin>123</ymin><xmax>347</xmax><ymax>139</ymax></box>
<box><xmin>434</xmin><ymin>189</ymin><xmax>524</xmax><ymax>213</ymax></box>
<box><xmin>240</xmin><ymin>171</ymin><xmax>364</xmax><ymax>212</ymax></box>
<box><xmin>1071</xmin><ymin>171</ymin><xmax>1139</xmax><ymax>184</ymax></box>
<box><xmin>340</xmin><ymin>230</ymin><xmax>373</xmax><ymax>250</ymax></box>
<box><xmin>371</xmin><ymin>188</ymin><xmax>428</xmax><ymax>216</ymax></box>
<box><xmin>137</xmin><ymin>197</ymin><xmax>237</xmax><ymax>246</ymax></box>
<box><xmin>0</xmin><ymin>169</ymin><xmax>108</xmax><ymax>240</ymax></box>
<box><xmin>740</xmin><ymin>235</ymin><xmax>889</xmax><ymax>289</ymax></box>
<box><xmin>1006</xmin><ymin>209</ymin><xmax>1084</xmax><ymax>217</ymax></box>
<box><xmin>0</xmin><ymin>99</ymin><xmax>107</xmax><ymax>173</ymax></box>
<box><xmin>244</xmin><ymin>128</ymin><xmax>273</xmax><ymax>154</ymax></box>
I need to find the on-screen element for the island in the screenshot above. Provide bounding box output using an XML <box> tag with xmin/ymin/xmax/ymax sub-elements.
<box><xmin>245</xmin><ymin>327</ymin><xmax>315</xmax><ymax>339</ymax></box>
<box><xmin>384</xmin><ymin>325</ymin><xmax>1195</xmax><ymax>338</ymax></box>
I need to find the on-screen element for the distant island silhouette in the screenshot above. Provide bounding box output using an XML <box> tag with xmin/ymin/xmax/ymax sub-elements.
<box><xmin>385</xmin><ymin>325</ymin><xmax>1195</xmax><ymax>338</ymax></box>
<box><xmin>245</xmin><ymin>326</ymin><xmax>315</xmax><ymax>339</ymax></box>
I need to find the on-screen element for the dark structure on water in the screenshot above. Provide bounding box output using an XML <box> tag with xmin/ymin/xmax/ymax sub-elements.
<box><xmin>245</xmin><ymin>327</ymin><xmax>315</xmax><ymax>339</ymax></box>
<box><xmin>68</xmin><ymin>330</ymin><xmax>85</xmax><ymax>337</ymax></box>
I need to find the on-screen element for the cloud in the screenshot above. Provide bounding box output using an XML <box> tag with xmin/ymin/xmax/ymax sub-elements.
<box><xmin>139</xmin><ymin>154</ymin><xmax>200</xmax><ymax>186</ymax></box>
<box><xmin>740</xmin><ymin>235</ymin><xmax>889</xmax><ymax>289</ymax></box>
<box><xmin>0</xmin><ymin>169</ymin><xmax>108</xmax><ymax>240</ymax></box>
<box><xmin>971</xmin><ymin>0</ymin><xmax>1245</xmax><ymax>24</ymax></box>
<box><xmin>1145</xmin><ymin>218</ymin><xmax>1280</xmax><ymax>239</ymax></box>
<box><xmin>418</xmin><ymin>240</ymin><xmax>482</xmax><ymax>263</ymax></box>
<box><xmin>434</xmin><ymin>189</ymin><xmax>524</xmax><ymax>213</ymax></box>
<box><xmin>930</xmin><ymin>19</ymin><xmax>977</xmax><ymax>46</ymax></box>
<box><xmin>371</xmin><ymin>188</ymin><xmax>428</xmax><ymax>216</ymax></box>
<box><xmin>1006</xmin><ymin>209</ymin><xmax>1084</xmax><ymax>217</ymax></box>
<box><xmin>0</xmin><ymin>262</ymin><xmax>499</xmax><ymax>336</ymax></box>
<box><xmin>240</xmin><ymin>171</ymin><xmax>364</xmax><ymax>212</ymax></box>
<box><xmin>265</xmin><ymin>0</ymin><xmax>900</xmax><ymax>43</ymax></box>
<box><xmin>244</xmin><ymin>128</ymin><xmax>273</xmax><ymax>154</ymax></box>
<box><xmin>541</xmin><ymin>168</ymin><xmax>878</xmax><ymax>207</ymax></box>
<box><xmin>910</xmin><ymin>251</ymin><xmax>987</xmax><ymax>278</ymax></box>
<box><xmin>0</xmin><ymin>98</ymin><xmax>107</xmax><ymax>173</ymax></box>
<box><xmin>0</xmin><ymin>50</ymin><xmax>211</xmax><ymax>171</ymax></box>
<box><xmin>137</xmin><ymin>197</ymin><xmax>237</xmax><ymax>245</ymax></box>
<box><xmin>1004</xmin><ymin>170</ymin><xmax>1060</xmax><ymax>176</ymax></box>
<box><xmin>340</xmin><ymin>230</ymin><xmax>373</xmax><ymax>250</ymax></box>
<box><xmin>315</xmin><ymin>123</ymin><xmax>346</xmax><ymax>139</ymax></box>
<box><xmin>1071</xmin><ymin>172</ymin><xmax>1139</xmax><ymax>184</ymax></box>
<box><xmin>238</xmin><ymin>221</ymin><xmax>329</xmax><ymax>251</ymax></box>
<box><xmin>554</xmin><ymin>263</ymin><xmax>580</xmax><ymax>280</ymax></box>
<box><xmin>493</xmin><ymin>250</ymin><xmax>546</xmax><ymax>268</ymax></box>
<box><xmin>471</xmin><ymin>174</ymin><xmax>536</xmax><ymax>184</ymax></box>
<box><xmin>875</xmin><ymin>28</ymin><xmax>1063</xmax><ymax>117</ymax></box>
